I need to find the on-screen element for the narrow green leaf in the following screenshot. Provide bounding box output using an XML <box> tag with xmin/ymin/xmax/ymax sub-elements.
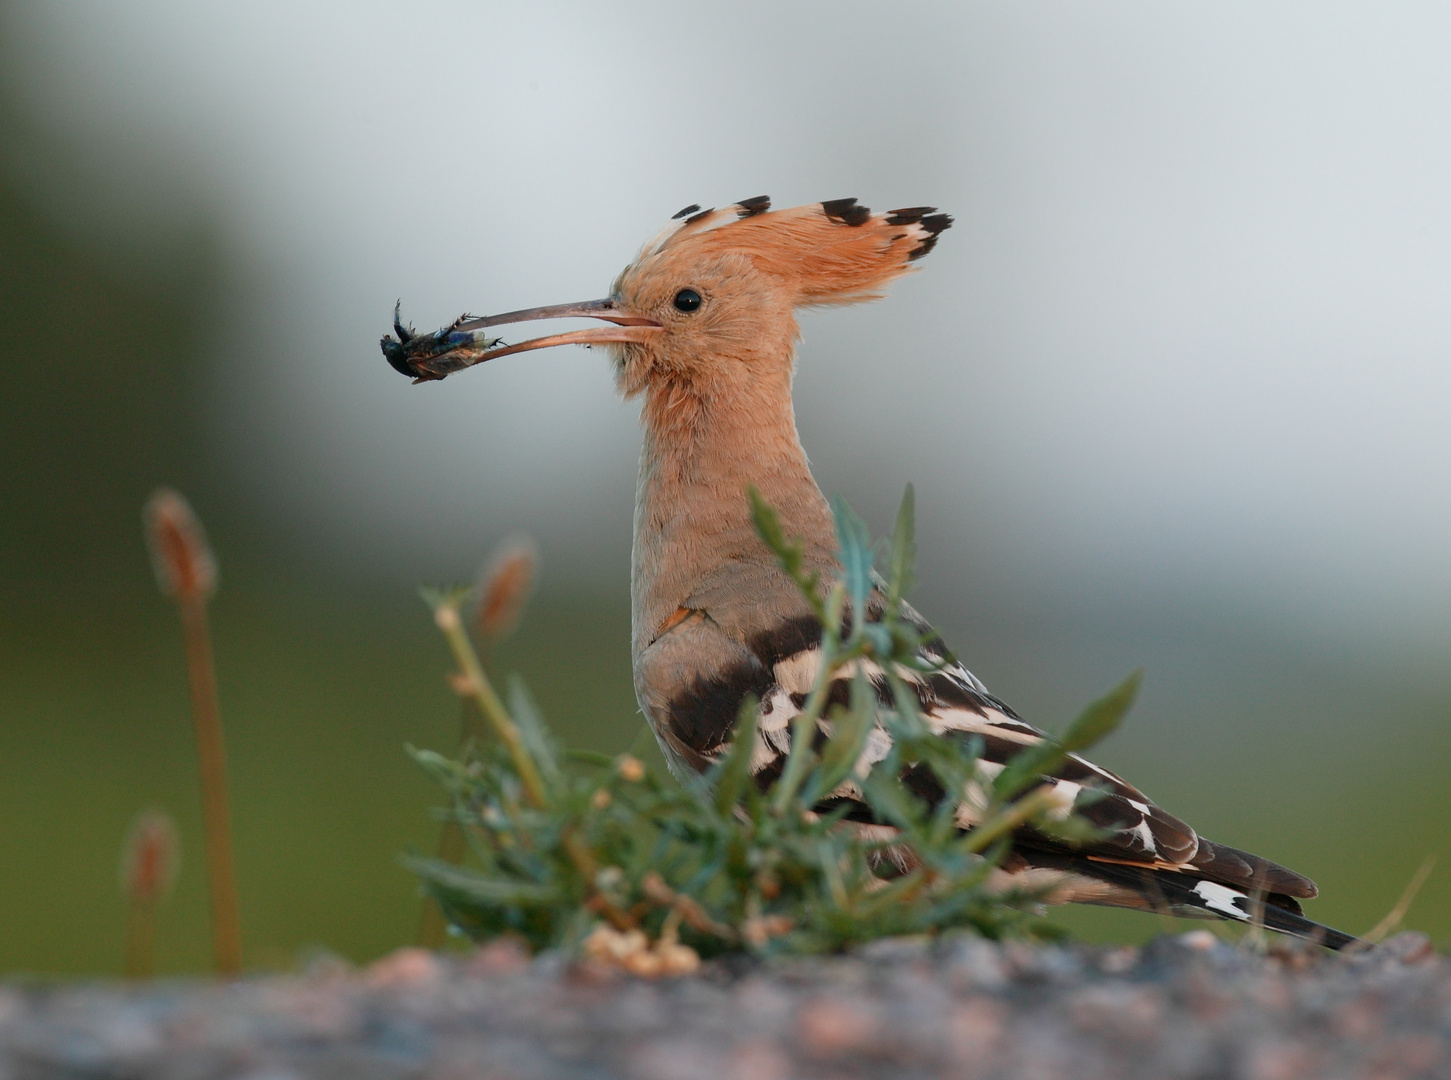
<box><xmin>407</xmin><ymin>745</ymin><xmax>467</xmax><ymax>785</ymax></box>
<box><xmin>831</xmin><ymin>495</ymin><xmax>873</xmax><ymax>622</ymax></box>
<box><xmin>748</xmin><ymin>486</ymin><xmax>790</xmax><ymax>558</ymax></box>
<box><xmin>861</xmin><ymin>760</ymin><xmax>925</xmax><ymax>832</ymax></box>
<box><xmin>507</xmin><ymin>675</ymin><xmax>563</xmax><ymax>791</ymax></box>
<box><xmin>772</xmin><ymin>706</ymin><xmax>823</xmax><ymax>814</ymax></box>
<box><xmin>749</xmin><ymin>486</ymin><xmax>824</xmax><ymax>619</ymax></box>
<box><xmin>401</xmin><ymin>854</ymin><xmax>561</xmax><ymax>905</ymax></box>
<box><xmin>712</xmin><ymin>696</ymin><xmax>760</xmax><ymax>816</ymax></box>
<box><xmin>804</xmin><ymin>665</ymin><xmax>875</xmax><ymax>804</ymax></box>
<box><xmin>1058</xmin><ymin>669</ymin><xmax>1142</xmax><ymax>755</ymax></box>
<box><xmin>885</xmin><ymin>484</ymin><xmax>917</xmax><ymax>613</ymax></box>
<box><xmin>994</xmin><ymin>670</ymin><xmax>1141</xmax><ymax>800</ymax></box>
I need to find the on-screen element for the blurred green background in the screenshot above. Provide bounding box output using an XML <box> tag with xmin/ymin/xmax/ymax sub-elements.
<box><xmin>1</xmin><ymin>1</ymin><xmax>1447</xmax><ymax>974</ymax></box>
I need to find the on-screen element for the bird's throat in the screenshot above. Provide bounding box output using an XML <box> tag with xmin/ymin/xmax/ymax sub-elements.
<box><xmin>630</xmin><ymin>372</ymin><xmax>835</xmax><ymax>656</ymax></box>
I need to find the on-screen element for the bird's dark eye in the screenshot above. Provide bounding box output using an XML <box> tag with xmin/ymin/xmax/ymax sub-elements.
<box><xmin>673</xmin><ymin>288</ymin><xmax>702</xmax><ymax>313</ymax></box>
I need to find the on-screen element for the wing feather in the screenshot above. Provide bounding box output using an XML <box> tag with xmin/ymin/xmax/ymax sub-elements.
<box><xmin>654</xmin><ymin>596</ymin><xmax>1318</xmax><ymax>901</ymax></box>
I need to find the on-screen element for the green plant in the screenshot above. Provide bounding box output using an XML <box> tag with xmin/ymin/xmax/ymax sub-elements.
<box><xmin>417</xmin><ymin>537</ymin><xmax>541</xmax><ymax>949</ymax></box>
<box><xmin>406</xmin><ymin>488</ymin><xmax>1137</xmax><ymax>967</ymax></box>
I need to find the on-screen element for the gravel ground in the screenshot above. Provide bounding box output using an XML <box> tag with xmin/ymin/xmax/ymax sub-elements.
<box><xmin>1</xmin><ymin>932</ymin><xmax>1446</xmax><ymax>1080</ymax></box>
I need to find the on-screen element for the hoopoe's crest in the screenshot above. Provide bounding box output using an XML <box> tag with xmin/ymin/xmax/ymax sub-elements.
<box><xmin>628</xmin><ymin>196</ymin><xmax>949</xmax><ymax>304</ymax></box>
<box><xmin>607</xmin><ymin>197</ymin><xmax>950</xmax><ymax>400</ymax></box>
<box><xmin>381</xmin><ymin>195</ymin><xmax>1359</xmax><ymax>950</ymax></box>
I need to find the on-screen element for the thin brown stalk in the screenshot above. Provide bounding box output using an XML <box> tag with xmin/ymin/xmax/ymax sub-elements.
<box><xmin>177</xmin><ymin>594</ymin><xmax>242</xmax><ymax>975</ymax></box>
<box><xmin>433</xmin><ymin>602</ymin><xmax>548</xmax><ymax>809</ymax></box>
<box><xmin>1242</xmin><ymin>871</ymin><xmax>1270</xmax><ymax>954</ymax></box>
<box><xmin>418</xmin><ymin>595</ymin><xmax>552</xmax><ymax>945</ymax></box>
<box><xmin>124</xmin><ymin>897</ymin><xmax>159</xmax><ymax>979</ymax></box>
<box><xmin>121</xmin><ymin>811</ymin><xmax>178</xmax><ymax>978</ymax></box>
<box><xmin>642</xmin><ymin>872</ymin><xmax>737</xmax><ymax>941</ymax></box>
<box><xmin>1358</xmin><ymin>854</ymin><xmax>1437</xmax><ymax>948</ymax></box>
<box><xmin>961</xmin><ymin>787</ymin><xmax>1060</xmax><ymax>855</ymax></box>
<box><xmin>145</xmin><ymin>490</ymin><xmax>241</xmax><ymax>976</ymax></box>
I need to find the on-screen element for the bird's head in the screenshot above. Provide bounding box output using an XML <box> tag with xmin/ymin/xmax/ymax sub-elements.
<box><xmin>382</xmin><ymin>197</ymin><xmax>951</xmax><ymax>399</ymax></box>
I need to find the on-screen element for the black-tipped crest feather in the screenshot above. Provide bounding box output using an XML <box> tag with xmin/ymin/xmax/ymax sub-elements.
<box><xmin>821</xmin><ymin>197</ymin><xmax>872</xmax><ymax>226</ymax></box>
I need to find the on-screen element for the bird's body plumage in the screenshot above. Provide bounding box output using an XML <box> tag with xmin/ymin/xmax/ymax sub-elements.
<box><xmin>384</xmin><ymin>195</ymin><xmax>1357</xmax><ymax>949</ymax></box>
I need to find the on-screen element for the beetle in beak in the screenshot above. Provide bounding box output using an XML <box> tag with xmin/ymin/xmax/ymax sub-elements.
<box><xmin>381</xmin><ymin>297</ymin><xmax>663</xmax><ymax>383</ymax></box>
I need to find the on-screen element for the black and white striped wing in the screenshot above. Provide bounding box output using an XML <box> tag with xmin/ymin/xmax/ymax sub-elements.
<box><xmin>741</xmin><ymin>608</ymin><xmax>1199</xmax><ymax>866</ymax></box>
<box><xmin>655</xmin><ymin>603</ymin><xmax>1319</xmax><ymax>905</ymax></box>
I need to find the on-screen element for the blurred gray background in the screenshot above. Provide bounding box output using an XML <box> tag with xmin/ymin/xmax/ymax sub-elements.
<box><xmin>1</xmin><ymin>1</ymin><xmax>1446</xmax><ymax>972</ymax></box>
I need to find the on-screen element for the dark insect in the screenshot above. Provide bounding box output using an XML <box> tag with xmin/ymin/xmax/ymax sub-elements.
<box><xmin>379</xmin><ymin>302</ymin><xmax>500</xmax><ymax>382</ymax></box>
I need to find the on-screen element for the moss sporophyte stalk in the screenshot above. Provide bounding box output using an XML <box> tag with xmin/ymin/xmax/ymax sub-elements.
<box><xmin>120</xmin><ymin>810</ymin><xmax>179</xmax><ymax>978</ymax></box>
<box><xmin>407</xmin><ymin>487</ymin><xmax>1139</xmax><ymax>966</ymax></box>
<box><xmin>144</xmin><ymin>489</ymin><xmax>242</xmax><ymax>976</ymax></box>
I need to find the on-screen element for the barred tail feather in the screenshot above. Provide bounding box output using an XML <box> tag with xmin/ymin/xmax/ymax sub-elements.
<box><xmin>1022</xmin><ymin>851</ymin><xmax>1361</xmax><ymax>950</ymax></box>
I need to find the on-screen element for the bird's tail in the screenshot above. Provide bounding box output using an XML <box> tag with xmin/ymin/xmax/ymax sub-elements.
<box><xmin>1250</xmin><ymin>898</ymin><xmax>1360</xmax><ymax>951</ymax></box>
<box><xmin>1023</xmin><ymin>850</ymin><xmax>1362</xmax><ymax>950</ymax></box>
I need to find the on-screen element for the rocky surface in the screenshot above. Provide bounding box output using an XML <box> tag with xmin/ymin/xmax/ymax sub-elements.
<box><xmin>0</xmin><ymin>932</ymin><xmax>1446</xmax><ymax>1080</ymax></box>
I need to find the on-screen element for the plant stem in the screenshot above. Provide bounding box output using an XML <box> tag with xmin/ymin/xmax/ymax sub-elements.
<box><xmin>770</xmin><ymin>671</ymin><xmax>834</xmax><ymax>814</ymax></box>
<box><xmin>771</xmin><ymin>648</ymin><xmax>871</xmax><ymax>814</ymax></box>
<box><xmin>123</xmin><ymin>898</ymin><xmax>157</xmax><ymax>979</ymax></box>
<box><xmin>419</xmin><ymin>698</ymin><xmax>488</xmax><ymax>949</ymax></box>
<box><xmin>961</xmin><ymin>787</ymin><xmax>1059</xmax><ymax>855</ymax></box>
<box><xmin>1360</xmin><ymin>854</ymin><xmax>1437</xmax><ymax>946</ymax></box>
<box><xmin>178</xmin><ymin>596</ymin><xmax>242</xmax><ymax>976</ymax></box>
<box><xmin>771</xmin><ymin>588</ymin><xmax>849</xmax><ymax>814</ymax></box>
<box><xmin>434</xmin><ymin>603</ymin><xmax>548</xmax><ymax>809</ymax></box>
<box><xmin>418</xmin><ymin>818</ymin><xmax>468</xmax><ymax>949</ymax></box>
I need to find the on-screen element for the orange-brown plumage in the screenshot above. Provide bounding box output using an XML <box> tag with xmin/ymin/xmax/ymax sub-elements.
<box><xmin>627</xmin><ymin>198</ymin><xmax>949</xmax><ymax>307</ymax></box>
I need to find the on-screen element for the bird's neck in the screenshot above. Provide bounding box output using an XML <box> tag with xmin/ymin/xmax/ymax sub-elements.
<box><xmin>631</xmin><ymin>366</ymin><xmax>835</xmax><ymax>655</ymax></box>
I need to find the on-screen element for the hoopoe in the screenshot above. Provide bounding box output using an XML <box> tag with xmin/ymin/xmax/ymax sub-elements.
<box><xmin>383</xmin><ymin>196</ymin><xmax>1357</xmax><ymax>949</ymax></box>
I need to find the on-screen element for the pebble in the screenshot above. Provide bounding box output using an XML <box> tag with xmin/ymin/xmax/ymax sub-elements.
<box><xmin>365</xmin><ymin>947</ymin><xmax>443</xmax><ymax>989</ymax></box>
<box><xmin>0</xmin><ymin>932</ymin><xmax>1443</xmax><ymax>1079</ymax></box>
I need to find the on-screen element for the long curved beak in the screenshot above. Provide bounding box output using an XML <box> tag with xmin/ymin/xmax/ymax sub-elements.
<box><xmin>452</xmin><ymin>297</ymin><xmax>659</xmax><ymax>331</ymax></box>
<box><xmin>382</xmin><ymin>297</ymin><xmax>662</xmax><ymax>383</ymax></box>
